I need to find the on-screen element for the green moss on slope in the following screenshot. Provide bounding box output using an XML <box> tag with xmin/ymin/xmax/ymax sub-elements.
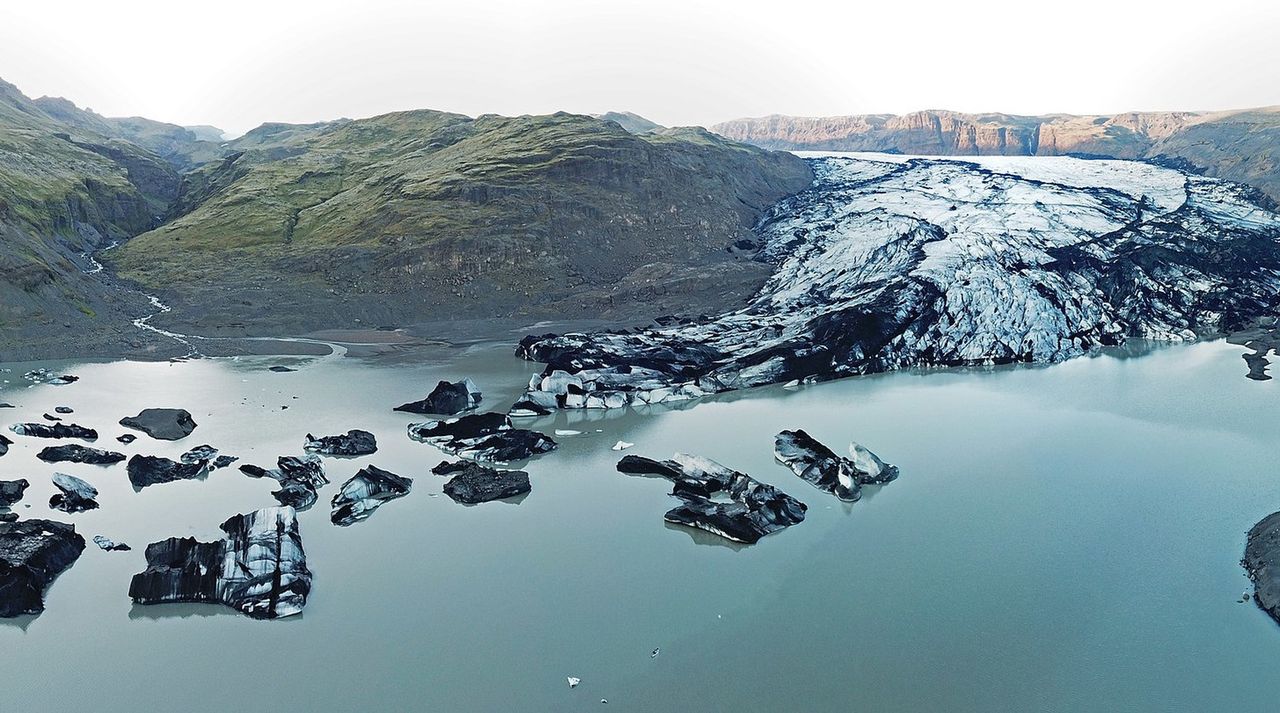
<box><xmin>112</xmin><ymin>109</ymin><xmax>812</xmax><ymax>334</ymax></box>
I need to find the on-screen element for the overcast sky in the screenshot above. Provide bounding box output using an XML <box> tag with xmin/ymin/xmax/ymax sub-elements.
<box><xmin>2</xmin><ymin>0</ymin><xmax>1276</xmax><ymax>137</ymax></box>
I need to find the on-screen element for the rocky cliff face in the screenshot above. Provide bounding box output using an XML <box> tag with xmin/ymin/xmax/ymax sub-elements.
<box><xmin>713</xmin><ymin>108</ymin><xmax>1280</xmax><ymax>201</ymax></box>
<box><xmin>513</xmin><ymin>155</ymin><xmax>1280</xmax><ymax>411</ymax></box>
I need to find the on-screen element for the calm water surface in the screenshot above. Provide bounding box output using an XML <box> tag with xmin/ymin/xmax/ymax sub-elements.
<box><xmin>2</xmin><ymin>338</ymin><xmax>1278</xmax><ymax>712</ymax></box>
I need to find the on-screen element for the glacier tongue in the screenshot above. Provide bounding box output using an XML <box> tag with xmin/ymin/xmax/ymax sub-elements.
<box><xmin>515</xmin><ymin>155</ymin><xmax>1280</xmax><ymax>411</ymax></box>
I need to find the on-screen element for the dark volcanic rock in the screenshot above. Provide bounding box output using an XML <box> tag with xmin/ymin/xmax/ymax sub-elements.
<box><xmin>304</xmin><ymin>429</ymin><xmax>378</xmax><ymax>457</ymax></box>
<box><xmin>0</xmin><ymin>433</ymin><xmax>10</xmax><ymax>456</ymax></box>
<box><xmin>616</xmin><ymin>453</ymin><xmax>806</xmax><ymax>544</ymax></box>
<box><xmin>0</xmin><ymin>479</ymin><xmax>29</xmax><ymax>508</ymax></box>
<box><xmin>395</xmin><ymin>378</ymin><xmax>483</xmax><ymax>415</ymax></box>
<box><xmin>1244</xmin><ymin>511</ymin><xmax>1280</xmax><ymax>625</ymax></box>
<box><xmin>119</xmin><ymin>408</ymin><xmax>197</xmax><ymax>441</ymax></box>
<box><xmin>126</xmin><ymin>455</ymin><xmax>208</xmax><ymax>488</ymax></box>
<box><xmin>407</xmin><ymin>412</ymin><xmax>557</xmax><ymax>463</ymax></box>
<box><xmin>269</xmin><ymin>366</ymin><xmax>297</xmax><ymax>373</ymax></box>
<box><xmin>238</xmin><ymin>465</ymin><xmax>271</xmax><ymax>478</ymax></box>
<box><xmin>239</xmin><ymin>455</ymin><xmax>328</xmax><ymax>510</ymax></box>
<box><xmin>773</xmin><ymin>430</ymin><xmax>899</xmax><ymax>501</ymax></box>
<box><xmin>0</xmin><ymin>519</ymin><xmax>86</xmax><ymax>617</ymax></box>
<box><xmin>10</xmin><ymin>422</ymin><xmax>98</xmax><ymax>441</ymax></box>
<box><xmin>330</xmin><ymin>465</ymin><xmax>413</xmax><ymax>525</ymax></box>
<box><xmin>37</xmin><ymin>444</ymin><xmax>126</xmax><ymax>466</ymax></box>
<box><xmin>212</xmin><ymin>455</ymin><xmax>238</xmax><ymax>469</ymax></box>
<box><xmin>435</xmin><ymin>460</ymin><xmax>531</xmax><ymax>504</ymax></box>
<box><xmin>0</xmin><ymin>513</ymin><xmax>16</xmax><ymax>523</ymax></box>
<box><xmin>42</xmin><ymin>413</ymin><xmax>61</xmax><ymax>422</ymax></box>
<box><xmin>430</xmin><ymin>460</ymin><xmax>467</xmax><ymax>476</ymax></box>
<box><xmin>128</xmin><ymin>506</ymin><xmax>311</xmax><ymax>619</ymax></box>
<box><xmin>0</xmin><ymin>403</ymin><xmax>13</xmax><ymax>409</ymax></box>
<box><xmin>50</xmin><ymin>473</ymin><xmax>99</xmax><ymax>513</ymax></box>
<box><xmin>92</xmin><ymin>535</ymin><xmax>130</xmax><ymax>552</ymax></box>
<box><xmin>116</xmin><ymin>434</ymin><xmax>137</xmax><ymax>445</ymax></box>
<box><xmin>1230</xmin><ymin>322</ymin><xmax>1280</xmax><ymax>381</ymax></box>
<box><xmin>54</xmin><ymin>407</ymin><xmax>73</xmax><ymax>414</ymax></box>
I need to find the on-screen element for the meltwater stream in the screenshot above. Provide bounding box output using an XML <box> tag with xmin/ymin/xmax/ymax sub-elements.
<box><xmin>2</xmin><ymin>337</ymin><xmax>1279</xmax><ymax>712</ymax></box>
<box><xmin>79</xmin><ymin>240</ymin><xmax>351</xmax><ymax>361</ymax></box>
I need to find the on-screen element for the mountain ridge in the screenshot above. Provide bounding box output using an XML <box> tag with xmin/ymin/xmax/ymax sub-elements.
<box><xmin>110</xmin><ymin>108</ymin><xmax>812</xmax><ymax>338</ymax></box>
<box><xmin>0</xmin><ymin>78</ymin><xmax>811</xmax><ymax>358</ymax></box>
<box><xmin>712</xmin><ymin>107</ymin><xmax>1280</xmax><ymax>201</ymax></box>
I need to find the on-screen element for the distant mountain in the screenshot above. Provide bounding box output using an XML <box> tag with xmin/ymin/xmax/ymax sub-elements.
<box><xmin>0</xmin><ymin>76</ymin><xmax>812</xmax><ymax>357</ymax></box>
<box><xmin>712</xmin><ymin>108</ymin><xmax>1280</xmax><ymax>201</ymax></box>
<box><xmin>184</xmin><ymin>125</ymin><xmax>227</xmax><ymax>142</ymax></box>
<box><xmin>110</xmin><ymin>111</ymin><xmax>811</xmax><ymax>337</ymax></box>
<box><xmin>594</xmin><ymin>111</ymin><xmax>662</xmax><ymax>134</ymax></box>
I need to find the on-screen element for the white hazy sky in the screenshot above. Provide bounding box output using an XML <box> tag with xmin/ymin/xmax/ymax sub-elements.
<box><xmin>2</xmin><ymin>0</ymin><xmax>1277</xmax><ymax>137</ymax></box>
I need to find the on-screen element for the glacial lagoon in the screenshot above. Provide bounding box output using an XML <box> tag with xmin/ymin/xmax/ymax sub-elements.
<box><xmin>3</xmin><ymin>337</ymin><xmax>1280</xmax><ymax>712</ymax></box>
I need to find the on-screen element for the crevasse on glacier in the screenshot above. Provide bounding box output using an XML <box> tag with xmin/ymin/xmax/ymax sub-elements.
<box><xmin>512</xmin><ymin>154</ymin><xmax>1280</xmax><ymax>413</ymax></box>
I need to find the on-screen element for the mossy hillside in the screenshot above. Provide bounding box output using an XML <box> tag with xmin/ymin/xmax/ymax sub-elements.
<box><xmin>1150</xmin><ymin>109</ymin><xmax>1280</xmax><ymax>203</ymax></box>
<box><xmin>0</xmin><ymin>79</ymin><xmax>184</xmax><ymax>353</ymax></box>
<box><xmin>33</xmin><ymin>95</ymin><xmax>226</xmax><ymax>170</ymax></box>
<box><xmin>112</xmin><ymin>110</ymin><xmax>812</xmax><ymax>329</ymax></box>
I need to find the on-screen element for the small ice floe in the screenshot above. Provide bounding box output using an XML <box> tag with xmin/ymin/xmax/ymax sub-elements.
<box><xmin>238</xmin><ymin>455</ymin><xmax>328</xmax><ymax>510</ymax></box>
<box><xmin>93</xmin><ymin>535</ymin><xmax>131</xmax><ymax>551</ymax></box>
<box><xmin>128</xmin><ymin>455</ymin><xmax>210</xmax><ymax>489</ymax></box>
<box><xmin>23</xmin><ymin>369</ymin><xmax>78</xmax><ymax>386</ymax></box>
<box><xmin>50</xmin><ymin>473</ymin><xmax>99</xmax><ymax>513</ymax></box>
<box><xmin>129</xmin><ymin>506</ymin><xmax>311</xmax><ymax>619</ymax></box>
<box><xmin>303</xmin><ymin>429</ymin><xmax>377</xmax><ymax>456</ymax></box>
<box><xmin>395</xmin><ymin>378</ymin><xmax>483</xmax><ymax>416</ymax></box>
<box><xmin>617</xmin><ymin>453</ymin><xmax>806</xmax><ymax>544</ymax></box>
<box><xmin>554</xmin><ymin>429</ymin><xmax>583</xmax><ymax>437</ymax></box>
<box><xmin>567</xmin><ymin>677</ymin><xmax>581</xmax><ymax>689</ymax></box>
<box><xmin>331</xmin><ymin>465</ymin><xmax>413</xmax><ymax>526</ymax></box>
<box><xmin>408</xmin><ymin>413</ymin><xmax>557</xmax><ymax>463</ymax></box>
<box><xmin>432</xmin><ymin>461</ymin><xmax>530</xmax><ymax>504</ymax></box>
<box><xmin>611</xmin><ymin>441</ymin><xmax>634</xmax><ymax>451</ymax></box>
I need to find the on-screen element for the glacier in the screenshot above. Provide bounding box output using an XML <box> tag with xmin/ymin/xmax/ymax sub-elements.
<box><xmin>514</xmin><ymin>154</ymin><xmax>1280</xmax><ymax>411</ymax></box>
